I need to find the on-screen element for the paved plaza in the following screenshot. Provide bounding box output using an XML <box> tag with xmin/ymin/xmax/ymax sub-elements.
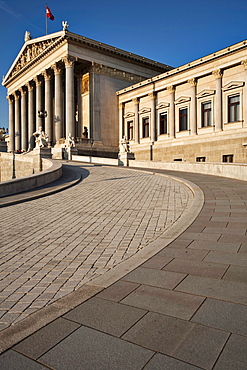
<box><xmin>0</xmin><ymin>163</ymin><xmax>247</xmax><ymax>369</ymax></box>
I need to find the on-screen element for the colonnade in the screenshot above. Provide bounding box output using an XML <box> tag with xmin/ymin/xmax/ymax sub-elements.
<box><xmin>7</xmin><ymin>56</ymin><xmax>77</xmax><ymax>152</ymax></box>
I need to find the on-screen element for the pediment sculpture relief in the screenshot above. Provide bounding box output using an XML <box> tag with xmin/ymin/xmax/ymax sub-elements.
<box><xmin>10</xmin><ymin>38</ymin><xmax>59</xmax><ymax>78</ymax></box>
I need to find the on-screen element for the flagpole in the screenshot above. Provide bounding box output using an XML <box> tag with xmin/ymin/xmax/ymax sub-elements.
<box><xmin>46</xmin><ymin>3</ymin><xmax>48</xmax><ymax>35</ymax></box>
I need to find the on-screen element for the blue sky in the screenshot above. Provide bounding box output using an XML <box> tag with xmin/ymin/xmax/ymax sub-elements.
<box><xmin>0</xmin><ymin>0</ymin><xmax>247</xmax><ymax>128</ymax></box>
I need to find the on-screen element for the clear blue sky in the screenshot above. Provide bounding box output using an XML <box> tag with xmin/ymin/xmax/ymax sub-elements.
<box><xmin>1</xmin><ymin>0</ymin><xmax>247</xmax><ymax>128</ymax></box>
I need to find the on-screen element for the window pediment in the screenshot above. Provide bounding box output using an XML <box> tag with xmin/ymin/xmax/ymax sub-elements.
<box><xmin>222</xmin><ymin>81</ymin><xmax>245</xmax><ymax>91</ymax></box>
<box><xmin>197</xmin><ymin>89</ymin><xmax>215</xmax><ymax>99</ymax></box>
<box><xmin>174</xmin><ymin>96</ymin><xmax>191</xmax><ymax>105</ymax></box>
<box><xmin>156</xmin><ymin>102</ymin><xmax>170</xmax><ymax>109</ymax></box>
<box><xmin>124</xmin><ymin>112</ymin><xmax>135</xmax><ymax>119</ymax></box>
<box><xmin>139</xmin><ymin>107</ymin><xmax>151</xmax><ymax>114</ymax></box>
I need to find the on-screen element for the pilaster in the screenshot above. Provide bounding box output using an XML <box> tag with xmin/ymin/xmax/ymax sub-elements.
<box><xmin>133</xmin><ymin>98</ymin><xmax>139</xmax><ymax>143</ymax></box>
<box><xmin>241</xmin><ymin>60</ymin><xmax>247</xmax><ymax>126</ymax></box>
<box><xmin>188</xmin><ymin>78</ymin><xmax>197</xmax><ymax>135</ymax></box>
<box><xmin>149</xmin><ymin>92</ymin><xmax>156</xmax><ymax>142</ymax></box>
<box><xmin>212</xmin><ymin>69</ymin><xmax>223</xmax><ymax>132</ymax></box>
<box><xmin>167</xmin><ymin>85</ymin><xmax>175</xmax><ymax>138</ymax></box>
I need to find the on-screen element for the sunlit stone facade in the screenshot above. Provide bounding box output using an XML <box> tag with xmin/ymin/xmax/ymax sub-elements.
<box><xmin>117</xmin><ymin>40</ymin><xmax>247</xmax><ymax>163</ymax></box>
<box><xmin>2</xmin><ymin>29</ymin><xmax>171</xmax><ymax>154</ymax></box>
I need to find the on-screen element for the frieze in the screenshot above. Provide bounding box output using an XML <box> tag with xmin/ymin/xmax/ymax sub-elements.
<box><xmin>88</xmin><ymin>62</ymin><xmax>143</xmax><ymax>83</ymax></box>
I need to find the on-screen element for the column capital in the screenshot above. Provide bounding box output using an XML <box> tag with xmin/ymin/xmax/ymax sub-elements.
<box><xmin>21</xmin><ymin>86</ymin><xmax>28</xmax><ymax>96</ymax></box>
<box><xmin>212</xmin><ymin>69</ymin><xmax>223</xmax><ymax>79</ymax></box>
<box><xmin>52</xmin><ymin>62</ymin><xmax>63</xmax><ymax>74</ymax></box>
<box><xmin>34</xmin><ymin>75</ymin><xmax>43</xmax><ymax>86</ymax></box>
<box><xmin>148</xmin><ymin>91</ymin><xmax>156</xmax><ymax>99</ymax></box>
<box><xmin>6</xmin><ymin>94</ymin><xmax>14</xmax><ymax>102</ymax></box>
<box><xmin>167</xmin><ymin>85</ymin><xmax>175</xmax><ymax>93</ymax></box>
<box><xmin>133</xmin><ymin>97</ymin><xmax>139</xmax><ymax>105</ymax></box>
<box><xmin>43</xmin><ymin>69</ymin><xmax>53</xmax><ymax>81</ymax></box>
<box><xmin>62</xmin><ymin>55</ymin><xmax>76</xmax><ymax>68</ymax></box>
<box><xmin>13</xmin><ymin>90</ymin><xmax>21</xmax><ymax>100</ymax></box>
<box><xmin>241</xmin><ymin>60</ymin><xmax>247</xmax><ymax>70</ymax></box>
<box><xmin>27</xmin><ymin>80</ymin><xmax>35</xmax><ymax>91</ymax></box>
<box><xmin>188</xmin><ymin>78</ymin><xmax>197</xmax><ymax>86</ymax></box>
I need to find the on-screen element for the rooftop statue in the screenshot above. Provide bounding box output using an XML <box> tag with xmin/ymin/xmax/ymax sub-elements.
<box><xmin>62</xmin><ymin>21</ymin><xmax>69</xmax><ymax>31</ymax></box>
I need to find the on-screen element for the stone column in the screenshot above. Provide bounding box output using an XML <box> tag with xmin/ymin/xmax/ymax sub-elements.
<box><xmin>7</xmin><ymin>95</ymin><xmax>15</xmax><ymax>152</ymax></box>
<box><xmin>75</xmin><ymin>72</ymin><xmax>82</xmax><ymax>138</ymax></box>
<box><xmin>167</xmin><ymin>85</ymin><xmax>175</xmax><ymax>138</ymax></box>
<box><xmin>34</xmin><ymin>75</ymin><xmax>43</xmax><ymax>130</ymax></box>
<box><xmin>119</xmin><ymin>102</ymin><xmax>125</xmax><ymax>141</ymax></box>
<box><xmin>133</xmin><ymin>98</ymin><xmax>139</xmax><ymax>143</ymax></box>
<box><xmin>241</xmin><ymin>60</ymin><xmax>247</xmax><ymax>126</ymax></box>
<box><xmin>21</xmin><ymin>86</ymin><xmax>28</xmax><ymax>151</ymax></box>
<box><xmin>44</xmin><ymin>69</ymin><xmax>53</xmax><ymax>145</ymax></box>
<box><xmin>53</xmin><ymin>62</ymin><xmax>64</xmax><ymax>143</ymax></box>
<box><xmin>188</xmin><ymin>78</ymin><xmax>197</xmax><ymax>135</ymax></box>
<box><xmin>213</xmin><ymin>69</ymin><xmax>223</xmax><ymax>132</ymax></box>
<box><xmin>63</xmin><ymin>56</ymin><xmax>76</xmax><ymax>138</ymax></box>
<box><xmin>14</xmin><ymin>90</ymin><xmax>21</xmax><ymax>151</ymax></box>
<box><xmin>27</xmin><ymin>81</ymin><xmax>35</xmax><ymax>149</ymax></box>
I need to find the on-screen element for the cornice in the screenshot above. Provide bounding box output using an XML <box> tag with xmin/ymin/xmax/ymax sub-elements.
<box><xmin>117</xmin><ymin>39</ymin><xmax>247</xmax><ymax>96</ymax></box>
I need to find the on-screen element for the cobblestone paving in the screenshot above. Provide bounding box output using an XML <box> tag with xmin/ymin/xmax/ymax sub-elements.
<box><xmin>0</xmin><ymin>164</ymin><xmax>193</xmax><ymax>331</ymax></box>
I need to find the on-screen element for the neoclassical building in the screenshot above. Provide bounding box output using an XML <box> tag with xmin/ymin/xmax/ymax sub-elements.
<box><xmin>117</xmin><ymin>39</ymin><xmax>247</xmax><ymax>163</ymax></box>
<box><xmin>2</xmin><ymin>28</ymin><xmax>171</xmax><ymax>155</ymax></box>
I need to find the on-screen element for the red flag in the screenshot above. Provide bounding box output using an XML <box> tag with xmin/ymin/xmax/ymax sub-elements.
<box><xmin>46</xmin><ymin>5</ymin><xmax>54</xmax><ymax>21</ymax></box>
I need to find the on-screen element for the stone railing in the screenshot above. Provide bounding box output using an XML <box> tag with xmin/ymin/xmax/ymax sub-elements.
<box><xmin>0</xmin><ymin>152</ymin><xmax>62</xmax><ymax>197</ymax></box>
<box><xmin>129</xmin><ymin>160</ymin><xmax>247</xmax><ymax>182</ymax></box>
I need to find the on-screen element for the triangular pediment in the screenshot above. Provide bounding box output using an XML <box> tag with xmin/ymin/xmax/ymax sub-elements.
<box><xmin>138</xmin><ymin>107</ymin><xmax>151</xmax><ymax>114</ymax></box>
<box><xmin>2</xmin><ymin>31</ymin><xmax>65</xmax><ymax>86</ymax></box>
<box><xmin>156</xmin><ymin>102</ymin><xmax>170</xmax><ymax>109</ymax></box>
<box><xmin>197</xmin><ymin>89</ymin><xmax>215</xmax><ymax>99</ymax></box>
<box><xmin>174</xmin><ymin>96</ymin><xmax>191</xmax><ymax>105</ymax></box>
<box><xmin>124</xmin><ymin>112</ymin><xmax>135</xmax><ymax>119</ymax></box>
<box><xmin>222</xmin><ymin>81</ymin><xmax>245</xmax><ymax>91</ymax></box>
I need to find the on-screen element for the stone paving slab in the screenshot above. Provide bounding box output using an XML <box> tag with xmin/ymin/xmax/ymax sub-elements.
<box><xmin>39</xmin><ymin>325</ymin><xmax>154</xmax><ymax>370</ymax></box>
<box><xmin>191</xmin><ymin>298</ymin><xmax>247</xmax><ymax>336</ymax></box>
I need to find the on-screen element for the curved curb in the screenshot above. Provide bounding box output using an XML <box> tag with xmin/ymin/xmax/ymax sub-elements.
<box><xmin>0</xmin><ymin>166</ymin><xmax>82</xmax><ymax>208</ymax></box>
<box><xmin>0</xmin><ymin>168</ymin><xmax>204</xmax><ymax>354</ymax></box>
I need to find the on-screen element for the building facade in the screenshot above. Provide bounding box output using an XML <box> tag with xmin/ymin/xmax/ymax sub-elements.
<box><xmin>117</xmin><ymin>39</ymin><xmax>247</xmax><ymax>163</ymax></box>
<box><xmin>2</xmin><ymin>29</ymin><xmax>171</xmax><ymax>155</ymax></box>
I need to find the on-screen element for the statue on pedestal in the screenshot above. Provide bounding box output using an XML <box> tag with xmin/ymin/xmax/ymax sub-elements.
<box><xmin>119</xmin><ymin>135</ymin><xmax>130</xmax><ymax>153</ymax></box>
<box><xmin>65</xmin><ymin>133</ymin><xmax>75</xmax><ymax>148</ymax></box>
<box><xmin>33</xmin><ymin>126</ymin><xmax>48</xmax><ymax>148</ymax></box>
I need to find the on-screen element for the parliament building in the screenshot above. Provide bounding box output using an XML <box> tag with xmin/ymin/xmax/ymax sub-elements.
<box><xmin>2</xmin><ymin>28</ymin><xmax>247</xmax><ymax>163</ymax></box>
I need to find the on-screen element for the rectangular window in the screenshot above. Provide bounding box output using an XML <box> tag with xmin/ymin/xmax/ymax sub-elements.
<box><xmin>223</xmin><ymin>154</ymin><xmax>233</xmax><ymax>163</ymax></box>
<box><xmin>174</xmin><ymin>158</ymin><xmax>182</xmax><ymax>161</ymax></box>
<box><xmin>127</xmin><ymin>120</ymin><xmax>133</xmax><ymax>140</ymax></box>
<box><xmin>201</xmin><ymin>102</ymin><xmax>212</xmax><ymax>127</ymax></box>
<box><xmin>159</xmin><ymin>113</ymin><xmax>168</xmax><ymax>135</ymax></box>
<box><xmin>142</xmin><ymin>117</ymin><xmax>149</xmax><ymax>138</ymax></box>
<box><xmin>179</xmin><ymin>108</ymin><xmax>188</xmax><ymax>131</ymax></box>
<box><xmin>196</xmin><ymin>156</ymin><xmax>206</xmax><ymax>162</ymax></box>
<box><xmin>228</xmin><ymin>95</ymin><xmax>240</xmax><ymax>122</ymax></box>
